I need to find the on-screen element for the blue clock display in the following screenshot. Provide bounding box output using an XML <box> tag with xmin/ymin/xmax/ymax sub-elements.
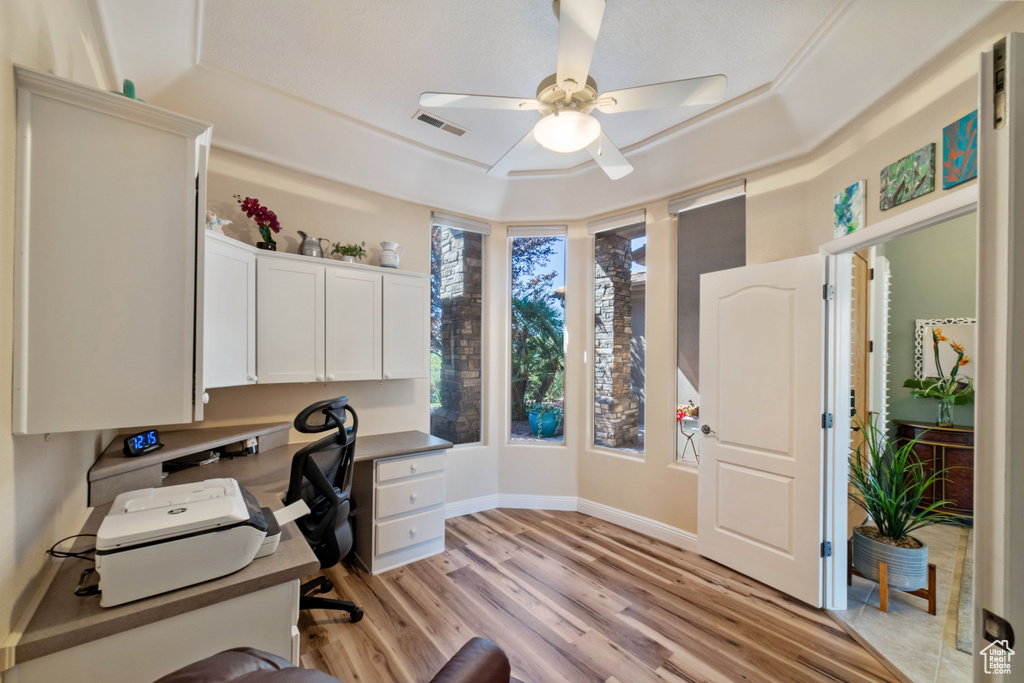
<box><xmin>122</xmin><ymin>429</ymin><xmax>163</xmax><ymax>457</ymax></box>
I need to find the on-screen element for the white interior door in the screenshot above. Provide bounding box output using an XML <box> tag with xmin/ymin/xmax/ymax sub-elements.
<box><xmin>974</xmin><ymin>33</ymin><xmax>1023</xmax><ymax>668</ymax></box>
<box><xmin>698</xmin><ymin>253</ymin><xmax>826</xmax><ymax>607</ymax></box>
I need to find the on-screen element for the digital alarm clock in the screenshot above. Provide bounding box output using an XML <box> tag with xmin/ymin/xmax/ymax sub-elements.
<box><xmin>123</xmin><ymin>429</ymin><xmax>164</xmax><ymax>457</ymax></box>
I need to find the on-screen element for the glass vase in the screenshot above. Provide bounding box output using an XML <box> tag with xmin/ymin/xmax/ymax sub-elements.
<box><xmin>936</xmin><ymin>398</ymin><xmax>953</xmax><ymax>427</ymax></box>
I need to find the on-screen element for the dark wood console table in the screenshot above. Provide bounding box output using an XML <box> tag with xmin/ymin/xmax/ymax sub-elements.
<box><xmin>895</xmin><ymin>420</ymin><xmax>974</xmax><ymax>517</ymax></box>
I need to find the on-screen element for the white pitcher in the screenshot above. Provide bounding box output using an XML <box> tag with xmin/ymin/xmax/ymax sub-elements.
<box><xmin>379</xmin><ymin>241</ymin><xmax>403</xmax><ymax>268</ymax></box>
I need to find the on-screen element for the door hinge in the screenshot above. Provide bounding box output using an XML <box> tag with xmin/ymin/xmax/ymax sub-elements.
<box><xmin>822</xmin><ymin>284</ymin><xmax>834</xmax><ymax>301</ymax></box>
<box><xmin>994</xmin><ymin>38</ymin><xmax>1006</xmax><ymax>130</ymax></box>
<box><xmin>869</xmin><ymin>268</ymin><xmax>874</xmax><ymax>280</ymax></box>
<box><xmin>820</xmin><ymin>541</ymin><xmax>833</xmax><ymax>558</ymax></box>
<box><xmin>822</xmin><ymin>413</ymin><xmax>833</xmax><ymax>429</ymax></box>
<box><xmin>869</xmin><ymin>340</ymin><xmax>874</xmax><ymax>353</ymax></box>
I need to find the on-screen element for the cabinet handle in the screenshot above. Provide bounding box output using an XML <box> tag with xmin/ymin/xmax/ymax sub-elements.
<box><xmin>384</xmin><ymin>372</ymin><xmax>392</xmax><ymax>379</ymax></box>
<box><xmin>410</xmin><ymin>463</ymin><xmax>418</xmax><ymax>473</ymax></box>
<box><xmin>327</xmin><ymin>374</ymin><xmax>335</xmax><ymax>381</ymax></box>
<box><xmin>316</xmin><ymin>375</ymin><xmax>324</xmax><ymax>382</ymax></box>
<box><xmin>247</xmin><ymin>375</ymin><xmax>256</xmax><ymax>383</ymax></box>
<box><xmin>410</xmin><ymin>493</ymin><xmax>418</xmax><ymax>503</ymax></box>
<box><xmin>409</xmin><ymin>527</ymin><xmax>417</xmax><ymax>537</ymax></box>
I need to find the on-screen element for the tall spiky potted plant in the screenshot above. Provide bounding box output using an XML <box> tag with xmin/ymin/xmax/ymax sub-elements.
<box><xmin>849</xmin><ymin>415</ymin><xmax>960</xmax><ymax>590</ymax></box>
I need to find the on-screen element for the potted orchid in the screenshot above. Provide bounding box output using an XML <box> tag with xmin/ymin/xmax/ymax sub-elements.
<box><xmin>903</xmin><ymin>327</ymin><xmax>974</xmax><ymax>427</ymax></box>
<box><xmin>234</xmin><ymin>194</ymin><xmax>282</xmax><ymax>250</ymax></box>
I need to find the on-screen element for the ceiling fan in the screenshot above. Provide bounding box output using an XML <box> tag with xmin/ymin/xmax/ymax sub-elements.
<box><xmin>419</xmin><ymin>0</ymin><xmax>728</xmax><ymax>180</ymax></box>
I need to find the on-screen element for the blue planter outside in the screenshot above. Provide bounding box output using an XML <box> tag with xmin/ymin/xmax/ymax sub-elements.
<box><xmin>528</xmin><ymin>410</ymin><xmax>560</xmax><ymax>438</ymax></box>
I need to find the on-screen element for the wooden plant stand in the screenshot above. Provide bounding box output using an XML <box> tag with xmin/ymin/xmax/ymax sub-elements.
<box><xmin>847</xmin><ymin>540</ymin><xmax>937</xmax><ymax>615</ymax></box>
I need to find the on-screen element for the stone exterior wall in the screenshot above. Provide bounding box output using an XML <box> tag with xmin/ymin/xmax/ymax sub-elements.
<box><xmin>594</xmin><ymin>233</ymin><xmax>640</xmax><ymax>448</ymax></box>
<box><xmin>430</xmin><ymin>228</ymin><xmax>482</xmax><ymax>444</ymax></box>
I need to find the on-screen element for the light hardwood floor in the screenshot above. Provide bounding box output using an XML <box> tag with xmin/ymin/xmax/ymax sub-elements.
<box><xmin>299</xmin><ymin>509</ymin><xmax>899</xmax><ymax>682</ymax></box>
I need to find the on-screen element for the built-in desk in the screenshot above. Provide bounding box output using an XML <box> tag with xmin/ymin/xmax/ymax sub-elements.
<box><xmin>4</xmin><ymin>426</ymin><xmax>450</xmax><ymax>683</ymax></box>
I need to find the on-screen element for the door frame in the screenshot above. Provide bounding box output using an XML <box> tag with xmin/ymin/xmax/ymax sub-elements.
<box><xmin>819</xmin><ymin>184</ymin><xmax>978</xmax><ymax>610</ymax></box>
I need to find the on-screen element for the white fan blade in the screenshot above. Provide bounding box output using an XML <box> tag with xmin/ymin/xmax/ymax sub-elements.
<box><xmin>419</xmin><ymin>92</ymin><xmax>542</xmax><ymax>111</ymax></box>
<box><xmin>556</xmin><ymin>0</ymin><xmax>605</xmax><ymax>96</ymax></box>
<box><xmin>585</xmin><ymin>132</ymin><xmax>633</xmax><ymax>180</ymax></box>
<box><xmin>487</xmin><ymin>129</ymin><xmax>542</xmax><ymax>177</ymax></box>
<box><xmin>596</xmin><ymin>75</ymin><xmax>728</xmax><ymax>113</ymax></box>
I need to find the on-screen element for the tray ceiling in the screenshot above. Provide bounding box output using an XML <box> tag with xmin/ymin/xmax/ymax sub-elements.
<box><xmin>94</xmin><ymin>0</ymin><xmax>1007</xmax><ymax>221</ymax></box>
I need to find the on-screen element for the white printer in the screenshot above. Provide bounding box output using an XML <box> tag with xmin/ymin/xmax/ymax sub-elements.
<box><xmin>95</xmin><ymin>478</ymin><xmax>279</xmax><ymax>607</ymax></box>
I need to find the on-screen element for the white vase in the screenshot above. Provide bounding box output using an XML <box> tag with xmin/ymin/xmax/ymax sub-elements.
<box><xmin>340</xmin><ymin>255</ymin><xmax>356</xmax><ymax>263</ymax></box>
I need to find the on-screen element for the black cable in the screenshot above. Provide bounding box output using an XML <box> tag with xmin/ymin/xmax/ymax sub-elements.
<box><xmin>47</xmin><ymin>533</ymin><xmax>97</xmax><ymax>562</ymax></box>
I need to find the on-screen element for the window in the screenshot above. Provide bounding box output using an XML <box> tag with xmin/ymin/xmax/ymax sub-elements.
<box><xmin>509</xmin><ymin>228</ymin><xmax>566</xmax><ymax>443</ymax></box>
<box><xmin>429</xmin><ymin>213</ymin><xmax>488</xmax><ymax>445</ymax></box>
<box><xmin>591</xmin><ymin>212</ymin><xmax>646</xmax><ymax>453</ymax></box>
<box><xmin>672</xmin><ymin>187</ymin><xmax>746</xmax><ymax>464</ymax></box>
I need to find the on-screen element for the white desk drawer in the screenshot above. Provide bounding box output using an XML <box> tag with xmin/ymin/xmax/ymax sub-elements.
<box><xmin>375</xmin><ymin>506</ymin><xmax>445</xmax><ymax>556</ymax></box>
<box><xmin>376</xmin><ymin>474</ymin><xmax>444</xmax><ymax>519</ymax></box>
<box><xmin>376</xmin><ymin>452</ymin><xmax>444</xmax><ymax>483</ymax></box>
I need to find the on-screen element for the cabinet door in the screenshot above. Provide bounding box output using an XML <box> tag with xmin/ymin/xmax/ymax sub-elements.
<box><xmin>204</xmin><ymin>239</ymin><xmax>257</xmax><ymax>388</ymax></box>
<box><xmin>12</xmin><ymin>68</ymin><xmax>210</xmax><ymax>434</ymax></box>
<box><xmin>325</xmin><ymin>268</ymin><xmax>382</xmax><ymax>381</ymax></box>
<box><xmin>257</xmin><ymin>258</ymin><xmax>325</xmax><ymax>383</ymax></box>
<box><xmin>382</xmin><ymin>274</ymin><xmax>430</xmax><ymax>380</ymax></box>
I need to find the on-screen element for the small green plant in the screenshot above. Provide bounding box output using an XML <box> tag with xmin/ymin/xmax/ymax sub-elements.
<box><xmin>331</xmin><ymin>241</ymin><xmax>367</xmax><ymax>259</ymax></box>
<box><xmin>848</xmin><ymin>415</ymin><xmax>960</xmax><ymax>543</ymax></box>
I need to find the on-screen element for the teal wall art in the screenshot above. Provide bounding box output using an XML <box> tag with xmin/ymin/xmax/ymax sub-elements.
<box><xmin>834</xmin><ymin>180</ymin><xmax>866</xmax><ymax>238</ymax></box>
<box><xmin>879</xmin><ymin>143</ymin><xmax>935</xmax><ymax>211</ymax></box>
<box><xmin>942</xmin><ymin>110</ymin><xmax>978</xmax><ymax>190</ymax></box>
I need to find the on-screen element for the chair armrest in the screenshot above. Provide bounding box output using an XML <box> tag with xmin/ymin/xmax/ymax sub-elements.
<box><xmin>428</xmin><ymin>638</ymin><xmax>511</xmax><ymax>683</ymax></box>
<box><xmin>154</xmin><ymin>647</ymin><xmax>340</xmax><ymax>683</ymax></box>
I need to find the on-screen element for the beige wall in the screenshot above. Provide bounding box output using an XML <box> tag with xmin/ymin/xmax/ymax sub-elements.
<box><xmin>0</xmin><ymin>0</ymin><xmax>116</xmax><ymax>645</ymax></box>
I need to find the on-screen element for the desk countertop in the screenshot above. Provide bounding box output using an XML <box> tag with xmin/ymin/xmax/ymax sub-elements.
<box><xmin>12</xmin><ymin>429</ymin><xmax>451</xmax><ymax>666</ymax></box>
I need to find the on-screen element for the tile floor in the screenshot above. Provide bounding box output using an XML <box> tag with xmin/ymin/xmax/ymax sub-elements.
<box><xmin>834</xmin><ymin>525</ymin><xmax>973</xmax><ymax>682</ymax></box>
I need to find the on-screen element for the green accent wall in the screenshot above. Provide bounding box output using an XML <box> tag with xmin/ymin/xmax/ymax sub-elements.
<box><xmin>884</xmin><ymin>212</ymin><xmax>977</xmax><ymax>428</ymax></box>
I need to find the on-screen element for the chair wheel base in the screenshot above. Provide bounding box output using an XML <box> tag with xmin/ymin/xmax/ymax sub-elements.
<box><xmin>349</xmin><ymin>608</ymin><xmax>363</xmax><ymax>623</ymax></box>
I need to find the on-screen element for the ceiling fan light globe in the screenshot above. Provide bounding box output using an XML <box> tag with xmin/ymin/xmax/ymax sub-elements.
<box><xmin>533</xmin><ymin>111</ymin><xmax>601</xmax><ymax>153</ymax></box>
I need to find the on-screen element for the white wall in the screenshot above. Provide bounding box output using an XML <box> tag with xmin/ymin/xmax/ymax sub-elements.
<box><xmin>0</xmin><ymin>0</ymin><xmax>116</xmax><ymax>646</ymax></box>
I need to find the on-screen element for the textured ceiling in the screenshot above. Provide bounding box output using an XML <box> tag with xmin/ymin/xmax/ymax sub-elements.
<box><xmin>199</xmin><ymin>0</ymin><xmax>838</xmax><ymax>170</ymax></box>
<box><xmin>94</xmin><ymin>0</ymin><xmax>1010</xmax><ymax>221</ymax></box>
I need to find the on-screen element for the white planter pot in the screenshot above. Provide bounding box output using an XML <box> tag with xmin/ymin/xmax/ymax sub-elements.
<box><xmin>852</xmin><ymin>526</ymin><xmax>929</xmax><ymax>590</ymax></box>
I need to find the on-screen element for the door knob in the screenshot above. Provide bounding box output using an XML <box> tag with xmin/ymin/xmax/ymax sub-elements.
<box><xmin>701</xmin><ymin>424</ymin><xmax>716</xmax><ymax>436</ymax></box>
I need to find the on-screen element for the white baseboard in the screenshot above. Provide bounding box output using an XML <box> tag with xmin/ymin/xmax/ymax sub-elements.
<box><xmin>445</xmin><ymin>494</ymin><xmax>499</xmax><ymax>519</ymax></box>
<box><xmin>444</xmin><ymin>494</ymin><xmax>697</xmax><ymax>553</ymax></box>
<box><xmin>576</xmin><ymin>498</ymin><xmax>698</xmax><ymax>552</ymax></box>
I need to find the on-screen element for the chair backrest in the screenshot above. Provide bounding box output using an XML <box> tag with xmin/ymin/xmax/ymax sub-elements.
<box><xmin>285</xmin><ymin>397</ymin><xmax>359</xmax><ymax>569</ymax></box>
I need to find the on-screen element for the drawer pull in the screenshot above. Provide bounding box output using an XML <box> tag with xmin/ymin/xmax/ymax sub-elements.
<box><xmin>409</xmin><ymin>527</ymin><xmax>417</xmax><ymax>537</ymax></box>
<box><xmin>410</xmin><ymin>493</ymin><xmax>418</xmax><ymax>503</ymax></box>
<box><xmin>410</xmin><ymin>464</ymin><xmax>418</xmax><ymax>473</ymax></box>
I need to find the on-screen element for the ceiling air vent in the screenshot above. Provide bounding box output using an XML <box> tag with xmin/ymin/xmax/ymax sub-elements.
<box><xmin>414</xmin><ymin>110</ymin><xmax>468</xmax><ymax>137</ymax></box>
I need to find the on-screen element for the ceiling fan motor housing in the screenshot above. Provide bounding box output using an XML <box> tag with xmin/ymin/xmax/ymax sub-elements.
<box><xmin>536</xmin><ymin>73</ymin><xmax>599</xmax><ymax>111</ymax></box>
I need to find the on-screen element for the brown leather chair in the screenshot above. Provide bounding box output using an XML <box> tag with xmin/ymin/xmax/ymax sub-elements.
<box><xmin>153</xmin><ymin>637</ymin><xmax>511</xmax><ymax>683</ymax></box>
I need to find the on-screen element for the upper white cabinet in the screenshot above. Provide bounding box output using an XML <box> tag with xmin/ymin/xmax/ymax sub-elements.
<box><xmin>253</xmin><ymin>252</ymin><xmax>427</xmax><ymax>384</ymax></box>
<box><xmin>204</xmin><ymin>234</ymin><xmax>257</xmax><ymax>388</ymax></box>
<box><xmin>383</xmin><ymin>276</ymin><xmax>430</xmax><ymax>380</ymax></box>
<box><xmin>257</xmin><ymin>257</ymin><xmax>326</xmax><ymax>383</ymax></box>
<box><xmin>326</xmin><ymin>267</ymin><xmax>383</xmax><ymax>381</ymax></box>
<box><xmin>12</xmin><ymin>66</ymin><xmax>211</xmax><ymax>435</ymax></box>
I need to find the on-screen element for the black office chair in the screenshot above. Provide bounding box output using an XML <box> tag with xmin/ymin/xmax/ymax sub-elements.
<box><xmin>285</xmin><ymin>396</ymin><xmax>363</xmax><ymax>623</ymax></box>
